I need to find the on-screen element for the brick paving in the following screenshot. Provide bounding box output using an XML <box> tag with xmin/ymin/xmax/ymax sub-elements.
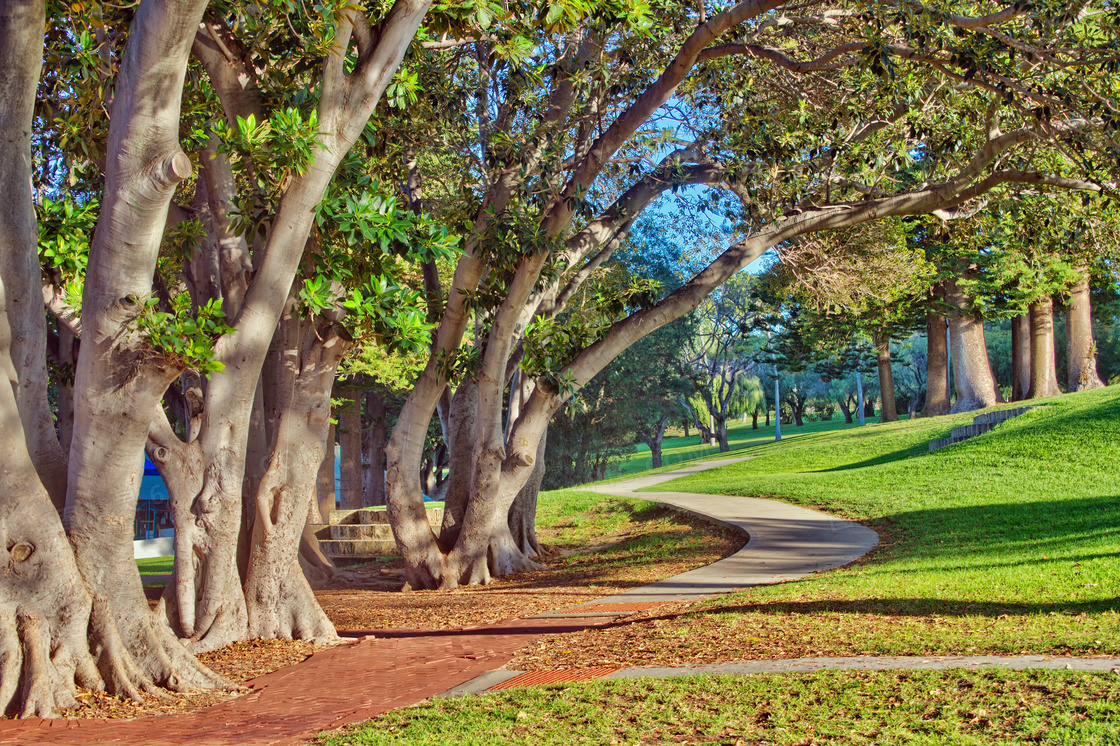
<box><xmin>485</xmin><ymin>668</ymin><xmax>620</xmax><ymax>691</ymax></box>
<box><xmin>0</xmin><ymin>617</ymin><xmax>618</xmax><ymax>746</ymax></box>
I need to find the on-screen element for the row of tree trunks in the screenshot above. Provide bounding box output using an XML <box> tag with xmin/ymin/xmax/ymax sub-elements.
<box><xmin>339</xmin><ymin>389</ymin><xmax>362</xmax><ymax>510</ymax></box>
<box><xmin>930</xmin><ymin>267</ymin><xmax>1103</xmax><ymax>414</ymax></box>
<box><xmin>364</xmin><ymin>391</ymin><xmax>388</xmax><ymax>506</ymax></box>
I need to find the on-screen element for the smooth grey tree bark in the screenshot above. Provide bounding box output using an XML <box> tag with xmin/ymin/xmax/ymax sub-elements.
<box><xmin>1027</xmin><ymin>295</ymin><xmax>1062</xmax><ymax>399</ymax></box>
<box><xmin>0</xmin><ymin>0</ymin><xmax>68</xmax><ymax>512</ymax></box>
<box><xmin>241</xmin><ymin>307</ymin><xmax>347</xmax><ymax>643</ymax></box>
<box><xmin>1066</xmin><ymin>270</ymin><xmax>1103</xmax><ymax>391</ymax></box>
<box><xmin>874</xmin><ymin>333</ymin><xmax>898</xmax><ymax>423</ymax></box>
<box><xmin>64</xmin><ymin>0</ymin><xmax>233</xmax><ymax>689</ymax></box>
<box><xmin>507</xmin><ymin>427</ymin><xmax>548</xmax><ymax>560</ymax></box>
<box><xmin>0</xmin><ymin>3</ymin><xmax>145</xmax><ymax>712</ymax></box>
<box><xmin>921</xmin><ymin>286</ymin><xmax>951</xmax><ymax>417</ymax></box>
<box><xmin>0</xmin><ymin>288</ymin><xmax>105</xmax><ymax>717</ymax></box>
<box><xmin>946</xmin><ymin>276</ymin><xmax>998</xmax><ymax>413</ymax></box>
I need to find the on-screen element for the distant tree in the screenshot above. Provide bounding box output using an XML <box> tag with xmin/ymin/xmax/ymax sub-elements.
<box><xmin>681</xmin><ymin>275</ymin><xmax>762</xmax><ymax>451</ymax></box>
<box><xmin>613</xmin><ymin>320</ymin><xmax>694</xmax><ymax>469</ymax></box>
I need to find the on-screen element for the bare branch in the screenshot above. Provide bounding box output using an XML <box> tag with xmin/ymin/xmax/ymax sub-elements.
<box><xmin>41</xmin><ymin>285</ymin><xmax>81</xmax><ymax>337</ymax></box>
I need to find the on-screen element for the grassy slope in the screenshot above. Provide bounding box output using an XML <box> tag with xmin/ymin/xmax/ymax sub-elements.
<box><xmin>643</xmin><ymin>386</ymin><xmax>1120</xmax><ymax>656</ymax></box>
<box><xmin>605</xmin><ymin>414</ymin><xmax>857</xmax><ymax>478</ymax></box>
<box><xmin>319</xmin><ymin>388</ymin><xmax>1120</xmax><ymax>745</ymax></box>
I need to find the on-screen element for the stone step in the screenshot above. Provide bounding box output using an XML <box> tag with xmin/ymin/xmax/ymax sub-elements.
<box><xmin>929</xmin><ymin>406</ymin><xmax>1036</xmax><ymax>452</ymax></box>
<box><xmin>328</xmin><ymin>507</ymin><xmax>444</xmax><ymax>527</ymax></box>
<box><xmin>319</xmin><ymin>539</ymin><xmax>399</xmax><ymax>558</ymax></box>
<box><xmin>973</xmin><ymin>406</ymin><xmax>1034</xmax><ymax>426</ymax></box>
<box><xmin>329</xmin><ymin>523</ymin><xmax>398</xmax><ymax>541</ymax></box>
<box><xmin>949</xmin><ymin>422</ymin><xmax>995</xmax><ymax>440</ymax></box>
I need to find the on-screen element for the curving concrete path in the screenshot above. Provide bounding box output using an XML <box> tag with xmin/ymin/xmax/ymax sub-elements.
<box><xmin>549</xmin><ymin>457</ymin><xmax>880</xmax><ymax>610</ymax></box>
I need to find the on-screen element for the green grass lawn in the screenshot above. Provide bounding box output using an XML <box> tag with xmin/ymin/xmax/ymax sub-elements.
<box><xmin>136</xmin><ymin>556</ymin><xmax>173</xmax><ymax>575</ymax></box>
<box><xmin>320</xmin><ymin>386</ymin><xmax>1120</xmax><ymax>745</ymax></box>
<box><xmin>605</xmin><ymin>413</ymin><xmax>860</xmax><ymax>478</ymax></box>
<box><xmin>320</xmin><ymin>670</ymin><xmax>1120</xmax><ymax>745</ymax></box>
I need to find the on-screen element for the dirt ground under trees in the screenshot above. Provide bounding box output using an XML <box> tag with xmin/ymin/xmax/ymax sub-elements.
<box><xmin>46</xmin><ymin>504</ymin><xmax>741</xmax><ymax>720</ymax></box>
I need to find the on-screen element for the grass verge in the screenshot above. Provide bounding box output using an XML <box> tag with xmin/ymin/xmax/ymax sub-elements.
<box><xmin>136</xmin><ymin>555</ymin><xmax>173</xmax><ymax>575</ymax></box>
<box><xmin>603</xmin><ymin>415</ymin><xmax>857</xmax><ymax>479</ymax></box>
<box><xmin>319</xmin><ymin>669</ymin><xmax>1120</xmax><ymax>745</ymax></box>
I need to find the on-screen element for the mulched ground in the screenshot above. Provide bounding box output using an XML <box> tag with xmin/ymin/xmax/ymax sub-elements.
<box><xmin>50</xmin><ymin>505</ymin><xmax>741</xmax><ymax>721</ymax></box>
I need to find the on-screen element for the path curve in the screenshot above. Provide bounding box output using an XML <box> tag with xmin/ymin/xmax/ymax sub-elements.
<box><xmin>570</xmin><ymin>457</ymin><xmax>880</xmax><ymax>607</ymax></box>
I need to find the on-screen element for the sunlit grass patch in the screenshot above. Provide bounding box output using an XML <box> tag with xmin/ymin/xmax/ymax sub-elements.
<box><xmin>318</xmin><ymin>669</ymin><xmax>1120</xmax><ymax>745</ymax></box>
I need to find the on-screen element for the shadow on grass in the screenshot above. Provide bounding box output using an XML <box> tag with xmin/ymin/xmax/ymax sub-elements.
<box><xmin>875</xmin><ymin>494</ymin><xmax>1120</xmax><ymax>558</ymax></box>
<box><xmin>820</xmin><ymin>443</ymin><xmax>935</xmax><ymax>473</ymax></box>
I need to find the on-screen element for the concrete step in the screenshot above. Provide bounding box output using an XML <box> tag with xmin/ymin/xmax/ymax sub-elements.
<box><xmin>319</xmin><ymin>507</ymin><xmax>445</xmax><ymax>559</ymax></box>
<box><xmin>319</xmin><ymin>539</ymin><xmax>399</xmax><ymax>558</ymax></box>
<box><xmin>973</xmin><ymin>406</ymin><xmax>1034</xmax><ymax>426</ymax></box>
<box><xmin>929</xmin><ymin>406</ymin><xmax>1036</xmax><ymax>452</ymax></box>
<box><xmin>329</xmin><ymin>507</ymin><xmax>444</xmax><ymax>527</ymax></box>
<box><xmin>949</xmin><ymin>422</ymin><xmax>995</xmax><ymax>440</ymax></box>
<box><xmin>329</xmin><ymin>523</ymin><xmax>397</xmax><ymax>541</ymax></box>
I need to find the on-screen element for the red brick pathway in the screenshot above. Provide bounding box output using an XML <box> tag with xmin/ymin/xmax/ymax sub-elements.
<box><xmin>0</xmin><ymin>617</ymin><xmax>616</xmax><ymax>746</ymax></box>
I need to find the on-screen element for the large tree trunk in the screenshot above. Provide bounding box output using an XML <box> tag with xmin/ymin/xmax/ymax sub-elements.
<box><xmin>1066</xmin><ymin>271</ymin><xmax>1103</xmax><ymax>391</ymax></box>
<box><xmin>838</xmin><ymin>398</ymin><xmax>853</xmax><ymax>424</ymax></box>
<box><xmin>1011</xmin><ymin>313</ymin><xmax>1031</xmax><ymax>401</ymax></box>
<box><xmin>363</xmin><ymin>391</ymin><xmax>387</xmax><ymax>506</ymax></box>
<box><xmin>0</xmin><ymin>0</ymin><xmax>68</xmax><ymax>513</ymax></box>
<box><xmin>922</xmin><ymin>309</ymin><xmax>951</xmax><ymax>417</ymax></box>
<box><xmin>875</xmin><ymin>333</ymin><xmax>898</xmax><ymax>422</ymax></box>
<box><xmin>65</xmin><ymin>0</ymin><xmax>234</xmax><ymax>688</ymax></box>
<box><xmin>339</xmin><ymin>388</ymin><xmax>363</xmax><ymax>510</ymax></box>
<box><xmin>946</xmin><ymin>276</ymin><xmax>998</xmax><ymax>413</ymax></box>
<box><xmin>437</xmin><ymin>381</ymin><xmax>477</xmax><ymax>552</ymax></box>
<box><xmin>0</xmin><ymin>36</ymin><xmax>126</xmax><ymax>706</ymax></box>
<box><xmin>507</xmin><ymin>428</ymin><xmax>548</xmax><ymax>559</ymax></box>
<box><xmin>1027</xmin><ymin>295</ymin><xmax>1062</xmax><ymax>399</ymax></box>
<box><xmin>642</xmin><ymin>415</ymin><xmax>669</xmax><ymax>468</ymax></box>
<box><xmin>242</xmin><ymin>310</ymin><xmax>346</xmax><ymax>644</ymax></box>
<box><xmin>714</xmin><ymin>414</ymin><xmax>729</xmax><ymax>451</ymax></box>
<box><xmin>0</xmin><ymin>350</ymin><xmax>107</xmax><ymax>717</ymax></box>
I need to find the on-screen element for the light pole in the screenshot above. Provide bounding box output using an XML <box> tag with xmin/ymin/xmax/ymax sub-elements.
<box><xmin>774</xmin><ymin>365</ymin><xmax>781</xmax><ymax>441</ymax></box>
<box><xmin>856</xmin><ymin>370</ymin><xmax>866</xmax><ymax>427</ymax></box>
